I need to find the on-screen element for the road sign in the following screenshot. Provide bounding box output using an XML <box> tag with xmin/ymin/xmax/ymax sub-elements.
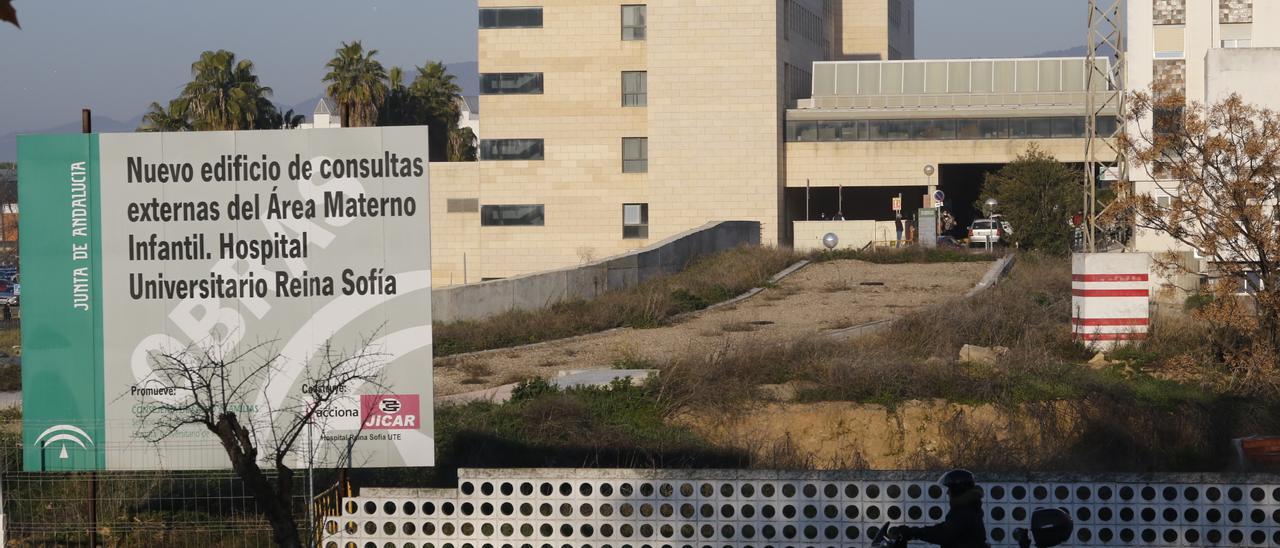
<box><xmin>891</xmin><ymin>196</ymin><xmax>902</xmax><ymax>212</ymax></box>
<box><xmin>933</xmin><ymin>189</ymin><xmax>946</xmax><ymax>205</ymax></box>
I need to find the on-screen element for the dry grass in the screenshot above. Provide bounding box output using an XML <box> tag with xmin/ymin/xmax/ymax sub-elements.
<box><xmin>459</xmin><ymin>361</ymin><xmax>494</xmax><ymax>385</ymax></box>
<box><xmin>719</xmin><ymin>321</ymin><xmax>757</xmax><ymax>333</ymax></box>
<box><xmin>434</xmin><ymin>245</ymin><xmax>799</xmax><ymax>357</ymax></box>
<box><xmin>822</xmin><ymin>280</ymin><xmax>851</xmax><ymax>293</ymax></box>
<box><xmin>650</xmin><ymin>253</ymin><xmax>1278</xmax><ymax>472</ymax></box>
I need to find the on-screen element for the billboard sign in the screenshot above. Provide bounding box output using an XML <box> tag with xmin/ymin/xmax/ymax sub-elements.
<box><xmin>18</xmin><ymin>127</ymin><xmax>433</xmax><ymax>471</ymax></box>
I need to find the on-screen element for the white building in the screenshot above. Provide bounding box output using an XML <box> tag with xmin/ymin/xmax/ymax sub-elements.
<box><xmin>1127</xmin><ymin>0</ymin><xmax>1280</xmax><ymax>294</ymax></box>
<box><xmin>297</xmin><ymin>97</ymin><xmax>342</xmax><ymax>129</ymax></box>
<box><xmin>458</xmin><ymin>95</ymin><xmax>480</xmax><ymax>144</ymax></box>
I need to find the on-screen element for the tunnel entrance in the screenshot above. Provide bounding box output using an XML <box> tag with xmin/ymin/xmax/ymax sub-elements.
<box><xmin>937</xmin><ymin>163</ymin><xmax>1004</xmax><ymax>237</ymax></box>
<box><xmin>785</xmin><ymin>185</ymin><xmax>928</xmax><ymax>223</ymax></box>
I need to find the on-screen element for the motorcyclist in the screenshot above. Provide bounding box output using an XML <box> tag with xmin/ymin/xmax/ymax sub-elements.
<box><xmin>891</xmin><ymin>469</ymin><xmax>989</xmax><ymax>548</ymax></box>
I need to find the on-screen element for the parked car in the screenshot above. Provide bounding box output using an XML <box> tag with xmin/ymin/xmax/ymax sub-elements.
<box><xmin>969</xmin><ymin>218</ymin><xmax>1005</xmax><ymax>247</ymax></box>
<box><xmin>990</xmin><ymin>214</ymin><xmax>1014</xmax><ymax>237</ymax></box>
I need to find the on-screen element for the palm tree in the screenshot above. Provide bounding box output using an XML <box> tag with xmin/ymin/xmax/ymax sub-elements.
<box><xmin>138</xmin><ymin>100</ymin><xmax>191</xmax><ymax>132</ymax></box>
<box><xmin>280</xmin><ymin>109</ymin><xmax>305</xmax><ymax>129</ymax></box>
<box><xmin>379</xmin><ymin>66</ymin><xmax>417</xmax><ymax>126</ymax></box>
<box><xmin>323</xmin><ymin>41</ymin><xmax>388</xmax><ymax>127</ymax></box>
<box><xmin>410</xmin><ymin>61</ymin><xmax>464</xmax><ymax>160</ymax></box>
<box><xmin>179</xmin><ymin>50</ymin><xmax>274</xmax><ymax>130</ymax></box>
<box><xmin>448</xmin><ymin>126</ymin><xmax>477</xmax><ymax>162</ymax></box>
<box><xmin>410</xmin><ymin>61</ymin><xmax>462</xmax><ymax>122</ymax></box>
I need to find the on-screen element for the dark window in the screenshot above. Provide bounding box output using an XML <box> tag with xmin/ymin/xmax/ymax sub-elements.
<box><xmin>979</xmin><ymin>118</ymin><xmax>1009</xmax><ymax>139</ymax></box>
<box><xmin>818</xmin><ymin>121</ymin><xmax>842</xmax><ymax>141</ymax></box>
<box><xmin>480</xmin><ymin>73</ymin><xmax>544</xmax><ymax>95</ymax></box>
<box><xmin>623</xmin><ymin>137</ymin><xmax>648</xmax><ymax>173</ymax></box>
<box><xmin>480</xmin><ymin>139</ymin><xmax>544</xmax><ymax>160</ymax></box>
<box><xmin>481</xmin><ymin>205</ymin><xmax>545</xmax><ymax>226</ymax></box>
<box><xmin>785</xmin><ymin>117</ymin><xmax>1106</xmax><ymax>142</ymax></box>
<box><xmin>623</xmin><ymin>203</ymin><xmax>649</xmax><ymax>239</ymax></box>
<box><xmin>1096</xmin><ymin>116</ymin><xmax>1119</xmax><ymax>136</ymax></box>
<box><xmin>924</xmin><ymin>119</ymin><xmax>956</xmax><ymax>139</ymax></box>
<box><xmin>622</xmin><ymin>71</ymin><xmax>647</xmax><ymax>107</ymax></box>
<box><xmin>1008</xmin><ymin>118</ymin><xmax>1029</xmax><ymax>138</ymax></box>
<box><xmin>622</xmin><ymin>5</ymin><xmax>646</xmax><ymax>40</ymax></box>
<box><xmin>786</xmin><ymin>121</ymin><xmax>818</xmax><ymax>142</ymax></box>
<box><xmin>479</xmin><ymin>7</ymin><xmax>543</xmax><ymax>29</ymax></box>
<box><xmin>1052</xmin><ymin>117</ymin><xmax>1081</xmax><ymax>138</ymax></box>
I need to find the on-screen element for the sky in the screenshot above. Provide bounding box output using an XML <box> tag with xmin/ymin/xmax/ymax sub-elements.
<box><xmin>0</xmin><ymin>0</ymin><xmax>1089</xmax><ymax>140</ymax></box>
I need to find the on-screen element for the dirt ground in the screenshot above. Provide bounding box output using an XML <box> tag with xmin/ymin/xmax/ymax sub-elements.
<box><xmin>678</xmin><ymin>400</ymin><xmax>1009</xmax><ymax>469</ymax></box>
<box><xmin>434</xmin><ymin>259</ymin><xmax>992</xmax><ymax>398</ymax></box>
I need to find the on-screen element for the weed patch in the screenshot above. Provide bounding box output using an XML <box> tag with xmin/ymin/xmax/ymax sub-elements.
<box><xmin>434</xmin><ymin>246</ymin><xmax>798</xmax><ymax>356</ymax></box>
<box><xmin>813</xmin><ymin>247</ymin><xmax>998</xmax><ymax>264</ymax></box>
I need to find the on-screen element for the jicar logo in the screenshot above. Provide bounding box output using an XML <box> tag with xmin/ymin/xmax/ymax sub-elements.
<box><xmin>35</xmin><ymin>424</ymin><xmax>95</xmax><ymax>460</ymax></box>
<box><xmin>361</xmin><ymin>394</ymin><xmax>419</xmax><ymax>430</ymax></box>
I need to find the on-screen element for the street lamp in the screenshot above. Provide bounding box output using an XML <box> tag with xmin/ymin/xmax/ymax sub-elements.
<box><xmin>983</xmin><ymin>198</ymin><xmax>999</xmax><ymax>252</ymax></box>
<box><xmin>822</xmin><ymin>233</ymin><xmax>839</xmax><ymax>250</ymax></box>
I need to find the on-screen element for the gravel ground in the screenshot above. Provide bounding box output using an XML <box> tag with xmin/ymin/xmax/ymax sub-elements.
<box><xmin>434</xmin><ymin>259</ymin><xmax>992</xmax><ymax>398</ymax></box>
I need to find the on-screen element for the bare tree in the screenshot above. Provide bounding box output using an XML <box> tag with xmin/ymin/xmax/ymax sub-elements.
<box><xmin>1115</xmin><ymin>90</ymin><xmax>1280</xmax><ymax>391</ymax></box>
<box><xmin>134</xmin><ymin>333</ymin><xmax>388</xmax><ymax>547</ymax></box>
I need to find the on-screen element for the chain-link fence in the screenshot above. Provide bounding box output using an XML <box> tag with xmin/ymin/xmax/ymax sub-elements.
<box><xmin>0</xmin><ymin>430</ymin><xmax>327</xmax><ymax>547</ymax></box>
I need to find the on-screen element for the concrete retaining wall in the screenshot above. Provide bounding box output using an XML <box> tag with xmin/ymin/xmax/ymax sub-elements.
<box><xmin>794</xmin><ymin>220</ymin><xmax>900</xmax><ymax>252</ymax></box>
<box><xmin>432</xmin><ymin>221</ymin><xmax>761</xmax><ymax>323</ymax></box>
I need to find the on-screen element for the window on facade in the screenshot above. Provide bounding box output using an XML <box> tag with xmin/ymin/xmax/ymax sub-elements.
<box><xmin>785</xmin><ymin>63</ymin><xmax>813</xmax><ymax>106</ymax></box>
<box><xmin>479</xmin><ymin>7</ymin><xmax>543</xmax><ymax>29</ymax></box>
<box><xmin>481</xmin><ymin>205</ymin><xmax>545</xmax><ymax>226</ymax></box>
<box><xmin>1222</xmin><ymin>39</ymin><xmax>1252</xmax><ymax>48</ymax></box>
<box><xmin>480</xmin><ymin>139</ymin><xmax>545</xmax><ymax>160</ymax></box>
<box><xmin>622</xmin><ymin>137</ymin><xmax>648</xmax><ymax>173</ymax></box>
<box><xmin>784</xmin><ymin>0</ymin><xmax>826</xmax><ymax>45</ymax></box>
<box><xmin>1153</xmin><ymin>25</ymin><xmax>1185</xmax><ymax>59</ymax></box>
<box><xmin>785</xmin><ymin>117</ymin><xmax>1097</xmax><ymax>142</ymax></box>
<box><xmin>622</xmin><ymin>71</ymin><xmax>647</xmax><ymax>107</ymax></box>
<box><xmin>622</xmin><ymin>5</ymin><xmax>646</xmax><ymax>40</ymax></box>
<box><xmin>623</xmin><ymin>203</ymin><xmax>649</xmax><ymax>239</ymax></box>
<box><xmin>480</xmin><ymin>73</ymin><xmax>544</xmax><ymax>95</ymax></box>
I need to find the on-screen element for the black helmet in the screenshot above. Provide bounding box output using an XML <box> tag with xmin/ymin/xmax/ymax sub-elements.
<box><xmin>938</xmin><ymin>469</ymin><xmax>976</xmax><ymax>494</ymax></box>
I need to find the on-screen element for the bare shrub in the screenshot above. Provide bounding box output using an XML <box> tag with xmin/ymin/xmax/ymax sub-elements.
<box><xmin>459</xmin><ymin>361</ymin><xmax>494</xmax><ymax>385</ymax></box>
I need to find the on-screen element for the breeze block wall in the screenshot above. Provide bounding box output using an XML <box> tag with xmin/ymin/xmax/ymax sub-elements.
<box><xmin>320</xmin><ymin>469</ymin><xmax>1280</xmax><ymax>548</ymax></box>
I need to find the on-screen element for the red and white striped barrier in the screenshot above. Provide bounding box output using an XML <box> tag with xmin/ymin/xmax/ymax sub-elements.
<box><xmin>1071</xmin><ymin>253</ymin><xmax>1151</xmax><ymax>349</ymax></box>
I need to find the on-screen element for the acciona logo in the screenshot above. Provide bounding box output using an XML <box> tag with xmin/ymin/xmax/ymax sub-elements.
<box><xmin>35</xmin><ymin>424</ymin><xmax>95</xmax><ymax>460</ymax></box>
<box><xmin>361</xmin><ymin>394</ymin><xmax>420</xmax><ymax>430</ymax></box>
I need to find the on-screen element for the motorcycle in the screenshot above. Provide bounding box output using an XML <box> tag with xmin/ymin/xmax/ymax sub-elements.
<box><xmin>870</xmin><ymin>507</ymin><xmax>1073</xmax><ymax>548</ymax></box>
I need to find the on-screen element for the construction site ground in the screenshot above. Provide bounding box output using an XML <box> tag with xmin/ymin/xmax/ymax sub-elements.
<box><xmin>434</xmin><ymin>259</ymin><xmax>993</xmax><ymax>399</ymax></box>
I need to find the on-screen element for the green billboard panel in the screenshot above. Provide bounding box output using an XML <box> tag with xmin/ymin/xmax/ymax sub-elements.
<box><xmin>18</xmin><ymin>128</ymin><xmax>434</xmax><ymax>471</ymax></box>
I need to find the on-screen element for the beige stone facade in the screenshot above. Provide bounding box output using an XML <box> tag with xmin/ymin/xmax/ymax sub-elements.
<box><xmin>428</xmin><ymin>0</ymin><xmax>906</xmax><ymax>285</ymax></box>
<box><xmin>786</xmin><ymin>138</ymin><xmax>1090</xmax><ymax>189</ymax></box>
<box><xmin>835</xmin><ymin>0</ymin><xmax>914</xmax><ymax>60</ymax></box>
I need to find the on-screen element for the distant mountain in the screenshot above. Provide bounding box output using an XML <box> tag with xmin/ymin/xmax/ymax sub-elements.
<box><xmin>0</xmin><ymin>115</ymin><xmax>143</xmax><ymax>162</ymax></box>
<box><xmin>0</xmin><ymin>60</ymin><xmax>480</xmax><ymax>162</ymax></box>
<box><xmin>1030</xmin><ymin>44</ymin><xmax>1123</xmax><ymax>59</ymax></box>
<box><xmin>1032</xmin><ymin>45</ymin><xmax>1087</xmax><ymax>58</ymax></box>
<box><xmin>267</xmin><ymin>62</ymin><xmax>478</xmax><ymax>123</ymax></box>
